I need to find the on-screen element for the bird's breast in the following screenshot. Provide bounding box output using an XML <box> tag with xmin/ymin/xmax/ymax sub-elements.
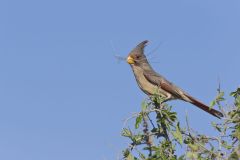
<box><xmin>131</xmin><ymin>65</ymin><xmax>170</xmax><ymax>98</ymax></box>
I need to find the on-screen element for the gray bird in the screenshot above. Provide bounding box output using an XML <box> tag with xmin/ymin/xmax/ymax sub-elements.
<box><xmin>126</xmin><ymin>40</ymin><xmax>223</xmax><ymax>118</ymax></box>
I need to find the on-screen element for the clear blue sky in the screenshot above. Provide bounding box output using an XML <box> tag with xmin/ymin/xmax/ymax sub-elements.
<box><xmin>1</xmin><ymin>0</ymin><xmax>240</xmax><ymax>160</ymax></box>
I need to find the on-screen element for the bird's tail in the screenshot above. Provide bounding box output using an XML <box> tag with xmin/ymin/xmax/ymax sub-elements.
<box><xmin>187</xmin><ymin>95</ymin><xmax>223</xmax><ymax>119</ymax></box>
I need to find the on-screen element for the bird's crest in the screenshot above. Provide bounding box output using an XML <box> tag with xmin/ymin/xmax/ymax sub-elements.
<box><xmin>130</xmin><ymin>40</ymin><xmax>148</xmax><ymax>55</ymax></box>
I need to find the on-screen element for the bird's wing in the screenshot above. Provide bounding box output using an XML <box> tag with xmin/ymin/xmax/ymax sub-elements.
<box><xmin>143</xmin><ymin>70</ymin><xmax>223</xmax><ymax>118</ymax></box>
<box><xmin>143</xmin><ymin>70</ymin><xmax>183</xmax><ymax>99</ymax></box>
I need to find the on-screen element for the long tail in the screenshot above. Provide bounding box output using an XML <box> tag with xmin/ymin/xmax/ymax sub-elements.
<box><xmin>186</xmin><ymin>95</ymin><xmax>223</xmax><ymax>119</ymax></box>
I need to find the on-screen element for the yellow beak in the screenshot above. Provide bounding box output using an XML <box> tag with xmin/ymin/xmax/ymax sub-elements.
<box><xmin>127</xmin><ymin>56</ymin><xmax>135</xmax><ymax>64</ymax></box>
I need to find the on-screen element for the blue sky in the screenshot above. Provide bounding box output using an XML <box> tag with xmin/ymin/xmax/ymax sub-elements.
<box><xmin>1</xmin><ymin>0</ymin><xmax>240</xmax><ymax>159</ymax></box>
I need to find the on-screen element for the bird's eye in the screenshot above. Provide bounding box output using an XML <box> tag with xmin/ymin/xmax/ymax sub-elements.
<box><xmin>136</xmin><ymin>55</ymin><xmax>140</xmax><ymax>59</ymax></box>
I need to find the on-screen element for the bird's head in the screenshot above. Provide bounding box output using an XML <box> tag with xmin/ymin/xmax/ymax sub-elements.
<box><xmin>126</xmin><ymin>40</ymin><xmax>149</xmax><ymax>67</ymax></box>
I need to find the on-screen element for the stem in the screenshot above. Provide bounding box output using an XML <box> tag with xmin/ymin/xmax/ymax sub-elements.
<box><xmin>143</xmin><ymin>113</ymin><xmax>154</xmax><ymax>156</ymax></box>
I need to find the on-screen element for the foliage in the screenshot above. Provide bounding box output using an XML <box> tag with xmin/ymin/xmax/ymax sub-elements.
<box><xmin>121</xmin><ymin>88</ymin><xmax>240</xmax><ymax>160</ymax></box>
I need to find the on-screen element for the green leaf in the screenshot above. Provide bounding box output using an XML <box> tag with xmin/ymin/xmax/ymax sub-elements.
<box><xmin>123</xmin><ymin>149</ymin><xmax>130</xmax><ymax>158</ymax></box>
<box><xmin>228</xmin><ymin>151</ymin><xmax>239</xmax><ymax>160</ymax></box>
<box><xmin>135</xmin><ymin>114</ymin><xmax>143</xmax><ymax>129</ymax></box>
<box><xmin>188</xmin><ymin>143</ymin><xmax>199</xmax><ymax>151</ymax></box>
<box><xmin>138</xmin><ymin>152</ymin><xmax>146</xmax><ymax>159</ymax></box>
<box><xmin>230</xmin><ymin>91</ymin><xmax>236</xmax><ymax>97</ymax></box>
<box><xmin>122</xmin><ymin>128</ymin><xmax>132</xmax><ymax>137</ymax></box>
<box><xmin>210</xmin><ymin>100</ymin><xmax>216</xmax><ymax>108</ymax></box>
<box><xmin>230</xmin><ymin>87</ymin><xmax>240</xmax><ymax>98</ymax></box>
<box><xmin>184</xmin><ymin>137</ymin><xmax>192</xmax><ymax>144</ymax></box>
<box><xmin>141</xmin><ymin>101</ymin><xmax>147</xmax><ymax>111</ymax></box>
<box><xmin>222</xmin><ymin>141</ymin><xmax>232</xmax><ymax>150</ymax></box>
<box><xmin>169</xmin><ymin>112</ymin><xmax>177</xmax><ymax>122</ymax></box>
<box><xmin>235</xmin><ymin>96</ymin><xmax>240</xmax><ymax>106</ymax></box>
<box><xmin>211</xmin><ymin>122</ymin><xmax>222</xmax><ymax>132</ymax></box>
<box><xmin>126</xmin><ymin>153</ymin><xmax>135</xmax><ymax>160</ymax></box>
<box><xmin>132</xmin><ymin>134</ymin><xmax>143</xmax><ymax>145</ymax></box>
<box><xmin>216</xmin><ymin>91</ymin><xmax>225</xmax><ymax>102</ymax></box>
<box><xmin>172</xmin><ymin>122</ymin><xmax>183</xmax><ymax>145</ymax></box>
<box><xmin>178</xmin><ymin>155</ymin><xmax>185</xmax><ymax>160</ymax></box>
<box><xmin>186</xmin><ymin>152</ymin><xmax>197</xmax><ymax>159</ymax></box>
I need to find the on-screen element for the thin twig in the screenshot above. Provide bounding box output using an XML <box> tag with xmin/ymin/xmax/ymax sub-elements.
<box><xmin>142</xmin><ymin>113</ymin><xmax>154</xmax><ymax>156</ymax></box>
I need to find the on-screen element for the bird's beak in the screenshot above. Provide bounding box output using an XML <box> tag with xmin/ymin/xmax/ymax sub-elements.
<box><xmin>127</xmin><ymin>56</ymin><xmax>135</xmax><ymax>64</ymax></box>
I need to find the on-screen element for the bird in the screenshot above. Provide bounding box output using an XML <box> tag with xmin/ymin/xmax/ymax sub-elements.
<box><xmin>126</xmin><ymin>40</ymin><xmax>223</xmax><ymax>119</ymax></box>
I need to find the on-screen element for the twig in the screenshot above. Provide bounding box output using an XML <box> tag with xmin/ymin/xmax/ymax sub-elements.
<box><xmin>142</xmin><ymin>113</ymin><xmax>154</xmax><ymax>156</ymax></box>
